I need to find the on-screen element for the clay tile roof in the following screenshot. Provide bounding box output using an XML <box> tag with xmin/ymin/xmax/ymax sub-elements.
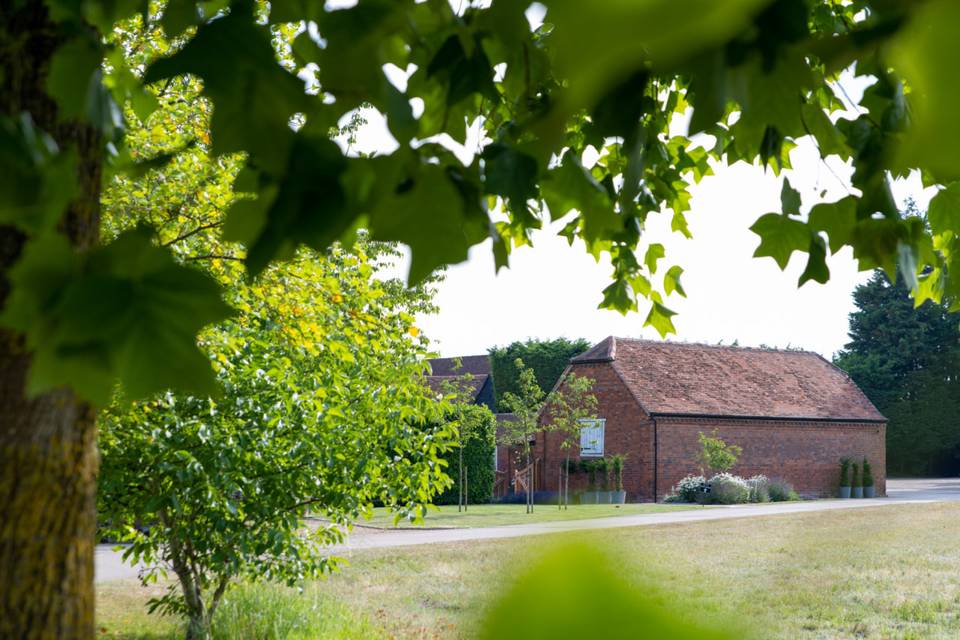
<box><xmin>424</xmin><ymin>374</ymin><xmax>489</xmax><ymax>402</ymax></box>
<box><xmin>576</xmin><ymin>337</ymin><xmax>885</xmax><ymax>422</ymax></box>
<box><xmin>427</xmin><ymin>355</ymin><xmax>491</xmax><ymax>377</ymax></box>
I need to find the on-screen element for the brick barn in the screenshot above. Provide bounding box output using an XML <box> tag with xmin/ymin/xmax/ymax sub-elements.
<box><xmin>534</xmin><ymin>337</ymin><xmax>886</xmax><ymax>501</ymax></box>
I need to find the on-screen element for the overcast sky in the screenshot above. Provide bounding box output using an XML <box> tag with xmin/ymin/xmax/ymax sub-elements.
<box><xmin>336</xmin><ymin>9</ymin><xmax>937</xmax><ymax>361</ymax></box>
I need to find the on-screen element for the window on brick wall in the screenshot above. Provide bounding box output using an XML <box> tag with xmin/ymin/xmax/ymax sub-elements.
<box><xmin>579</xmin><ymin>418</ymin><xmax>605</xmax><ymax>457</ymax></box>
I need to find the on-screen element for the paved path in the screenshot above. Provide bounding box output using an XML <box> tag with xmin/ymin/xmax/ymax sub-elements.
<box><xmin>95</xmin><ymin>478</ymin><xmax>960</xmax><ymax>582</ymax></box>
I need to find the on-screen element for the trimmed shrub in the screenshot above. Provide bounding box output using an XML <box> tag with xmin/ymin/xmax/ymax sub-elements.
<box><xmin>707</xmin><ymin>473</ymin><xmax>750</xmax><ymax>504</ymax></box>
<box><xmin>862</xmin><ymin>458</ymin><xmax>874</xmax><ymax>488</ymax></box>
<box><xmin>672</xmin><ymin>475</ymin><xmax>706</xmax><ymax>503</ymax></box>
<box><xmin>768</xmin><ymin>478</ymin><xmax>800</xmax><ymax>502</ymax></box>
<box><xmin>746</xmin><ymin>475</ymin><xmax>770</xmax><ymax>503</ymax></box>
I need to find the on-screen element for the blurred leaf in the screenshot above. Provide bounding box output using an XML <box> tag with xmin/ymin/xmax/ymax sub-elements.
<box><xmin>479</xmin><ymin>543</ymin><xmax>735</xmax><ymax>640</ymax></box>
<box><xmin>890</xmin><ymin>0</ymin><xmax>960</xmax><ymax>182</ymax></box>
<box><xmin>0</xmin><ymin>114</ymin><xmax>76</xmax><ymax>233</ymax></box>
<box><xmin>543</xmin><ymin>0</ymin><xmax>770</xmax><ymax>114</ymax></box>
<box><xmin>370</xmin><ymin>164</ymin><xmax>488</xmax><ymax>283</ymax></box>
<box><xmin>161</xmin><ymin>0</ymin><xmax>199</xmax><ymax>38</ymax></box>
<box><xmin>927</xmin><ymin>182</ymin><xmax>960</xmax><ymax>238</ymax></box>
<box><xmin>46</xmin><ymin>34</ymin><xmax>102</xmax><ymax>123</ymax></box>
<box><xmin>542</xmin><ymin>152</ymin><xmax>620</xmax><ymax>246</ymax></box>
<box><xmin>144</xmin><ymin>4</ymin><xmax>311</xmax><ymax>172</ymax></box>
<box><xmin>0</xmin><ymin>228</ymin><xmax>233</xmax><ymax>405</ymax></box>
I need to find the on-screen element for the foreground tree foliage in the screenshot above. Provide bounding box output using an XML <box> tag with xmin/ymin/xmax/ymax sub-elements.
<box><xmin>5</xmin><ymin>0</ymin><xmax>960</xmax><ymax>636</ymax></box>
<box><xmin>99</xmin><ymin>242</ymin><xmax>453</xmax><ymax>639</ymax></box>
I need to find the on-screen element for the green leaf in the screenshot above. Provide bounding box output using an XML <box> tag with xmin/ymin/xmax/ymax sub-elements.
<box><xmin>0</xmin><ymin>228</ymin><xmax>233</xmax><ymax>405</ymax></box>
<box><xmin>644</xmin><ymin>244</ymin><xmax>665</xmax><ymax>273</ymax></box>
<box><xmin>780</xmin><ymin>177</ymin><xmax>801</xmax><ymax>216</ymax></box>
<box><xmin>807</xmin><ymin>197</ymin><xmax>856</xmax><ymax>254</ymax></box>
<box><xmin>850</xmin><ymin>218</ymin><xmax>907</xmax><ymax>276</ymax></box>
<box><xmin>312</xmin><ymin>1</ymin><xmax>406</xmax><ymax>110</ymax></box>
<box><xmin>644</xmin><ymin>300</ymin><xmax>677</xmax><ymax>337</ymax></box>
<box><xmin>370</xmin><ymin>164</ymin><xmax>488</xmax><ymax>283</ymax></box>
<box><xmin>482</xmin><ymin>143</ymin><xmax>539</xmax><ymax>209</ymax></box>
<box><xmin>46</xmin><ymin>35</ymin><xmax>103</xmax><ymax>123</ymax></box>
<box><xmin>542</xmin><ymin>153</ymin><xmax>620</xmax><ymax>247</ymax></box>
<box><xmin>599</xmin><ymin>279</ymin><xmax>637</xmax><ymax>314</ymax></box>
<box><xmin>927</xmin><ymin>182</ymin><xmax>960</xmax><ymax>238</ymax></box>
<box><xmin>543</xmin><ymin>0</ymin><xmax>769</xmax><ymax>116</ymax></box>
<box><xmin>889</xmin><ymin>0</ymin><xmax>960</xmax><ymax>182</ymax></box>
<box><xmin>161</xmin><ymin>0</ymin><xmax>199</xmax><ymax>38</ymax></box>
<box><xmin>478</xmin><ymin>543</ymin><xmax>735</xmax><ymax>639</ymax></box>
<box><xmin>798</xmin><ymin>235</ymin><xmax>829</xmax><ymax>286</ymax></box>
<box><xmin>144</xmin><ymin>5</ymin><xmax>312</xmax><ymax>172</ymax></box>
<box><xmin>750</xmin><ymin>213</ymin><xmax>812</xmax><ymax>269</ymax></box>
<box><xmin>0</xmin><ymin>114</ymin><xmax>77</xmax><ymax>233</ymax></box>
<box><xmin>800</xmin><ymin>101</ymin><xmax>848</xmax><ymax>157</ymax></box>
<box><xmin>240</xmin><ymin>129</ymin><xmax>349</xmax><ymax>276</ymax></box>
<box><xmin>664</xmin><ymin>265</ymin><xmax>686</xmax><ymax>297</ymax></box>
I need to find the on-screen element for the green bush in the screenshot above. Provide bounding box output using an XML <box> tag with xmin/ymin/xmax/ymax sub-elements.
<box><xmin>707</xmin><ymin>473</ymin><xmax>750</xmax><ymax>504</ymax></box>
<box><xmin>767</xmin><ymin>478</ymin><xmax>799</xmax><ymax>502</ymax></box>
<box><xmin>746</xmin><ymin>475</ymin><xmax>770</xmax><ymax>503</ymax></box>
<box><xmin>489</xmin><ymin>338</ymin><xmax>591</xmax><ymax>411</ymax></box>
<box><xmin>851</xmin><ymin>462</ymin><xmax>861</xmax><ymax>488</ymax></box>
<box><xmin>839</xmin><ymin>457</ymin><xmax>851</xmax><ymax>486</ymax></box>
<box><xmin>671</xmin><ymin>475</ymin><xmax>706</xmax><ymax>503</ymax></box>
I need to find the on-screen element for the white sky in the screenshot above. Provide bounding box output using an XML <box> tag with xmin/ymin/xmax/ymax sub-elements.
<box><xmin>334</xmin><ymin>9</ymin><xmax>938</xmax><ymax>361</ymax></box>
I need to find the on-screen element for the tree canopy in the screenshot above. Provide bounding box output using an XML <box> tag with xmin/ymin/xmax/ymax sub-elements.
<box><xmin>7</xmin><ymin>0</ymin><xmax>960</xmax><ymax>636</ymax></box>
<box><xmin>835</xmin><ymin>269</ymin><xmax>959</xmax><ymax>475</ymax></box>
<box><xmin>6</xmin><ymin>0</ymin><xmax>960</xmax><ymax>406</ymax></box>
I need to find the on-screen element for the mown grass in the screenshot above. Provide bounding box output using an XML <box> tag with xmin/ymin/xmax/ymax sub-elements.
<box><xmin>359</xmin><ymin>502</ymin><xmax>706</xmax><ymax>529</ymax></box>
<box><xmin>99</xmin><ymin>503</ymin><xmax>960</xmax><ymax>639</ymax></box>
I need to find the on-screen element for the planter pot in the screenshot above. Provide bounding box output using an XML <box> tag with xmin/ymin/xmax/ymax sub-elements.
<box><xmin>838</xmin><ymin>486</ymin><xmax>851</xmax><ymax>499</ymax></box>
<box><xmin>863</xmin><ymin>485</ymin><xmax>876</xmax><ymax>498</ymax></box>
<box><xmin>597</xmin><ymin>491</ymin><xmax>613</xmax><ymax>504</ymax></box>
<box><xmin>582</xmin><ymin>491</ymin><xmax>598</xmax><ymax>504</ymax></box>
<box><xmin>611</xmin><ymin>490</ymin><xmax>627</xmax><ymax>504</ymax></box>
<box><xmin>853</xmin><ymin>486</ymin><xmax>864</xmax><ymax>499</ymax></box>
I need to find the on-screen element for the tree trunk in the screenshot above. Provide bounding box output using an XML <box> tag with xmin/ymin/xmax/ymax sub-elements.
<box><xmin>0</xmin><ymin>2</ymin><xmax>102</xmax><ymax>638</ymax></box>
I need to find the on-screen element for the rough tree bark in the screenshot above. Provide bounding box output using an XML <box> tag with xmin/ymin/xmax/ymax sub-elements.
<box><xmin>0</xmin><ymin>2</ymin><xmax>102</xmax><ymax>638</ymax></box>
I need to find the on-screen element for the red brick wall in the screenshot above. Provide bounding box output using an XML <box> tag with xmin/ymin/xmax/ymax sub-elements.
<box><xmin>655</xmin><ymin>416</ymin><xmax>887</xmax><ymax>500</ymax></box>
<box><xmin>535</xmin><ymin>362</ymin><xmax>657</xmax><ymax>502</ymax></box>
<box><xmin>534</xmin><ymin>362</ymin><xmax>887</xmax><ymax>503</ymax></box>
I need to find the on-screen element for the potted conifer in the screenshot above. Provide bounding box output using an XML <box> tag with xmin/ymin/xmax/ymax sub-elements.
<box><xmin>838</xmin><ymin>458</ymin><xmax>851</xmax><ymax>498</ymax></box>
<box><xmin>862</xmin><ymin>458</ymin><xmax>875</xmax><ymax>498</ymax></box>
<box><xmin>851</xmin><ymin>461</ymin><xmax>863</xmax><ymax>498</ymax></box>
<box><xmin>610</xmin><ymin>455</ymin><xmax>627</xmax><ymax>504</ymax></box>
<box><xmin>596</xmin><ymin>458</ymin><xmax>612</xmax><ymax>504</ymax></box>
<box><xmin>582</xmin><ymin>459</ymin><xmax>598</xmax><ymax>504</ymax></box>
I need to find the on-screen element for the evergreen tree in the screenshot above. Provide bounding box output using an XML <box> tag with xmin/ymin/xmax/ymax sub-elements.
<box><xmin>835</xmin><ymin>272</ymin><xmax>960</xmax><ymax>475</ymax></box>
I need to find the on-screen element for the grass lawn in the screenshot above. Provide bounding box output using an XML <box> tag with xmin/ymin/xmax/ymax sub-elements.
<box><xmin>357</xmin><ymin>502</ymin><xmax>706</xmax><ymax>528</ymax></box>
<box><xmin>98</xmin><ymin>503</ymin><xmax>960</xmax><ymax>639</ymax></box>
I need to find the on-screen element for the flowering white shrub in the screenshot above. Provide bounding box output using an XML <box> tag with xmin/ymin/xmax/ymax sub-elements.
<box><xmin>746</xmin><ymin>475</ymin><xmax>770</xmax><ymax>503</ymax></box>
<box><xmin>672</xmin><ymin>474</ymin><xmax>706</xmax><ymax>503</ymax></box>
<box><xmin>707</xmin><ymin>473</ymin><xmax>750</xmax><ymax>504</ymax></box>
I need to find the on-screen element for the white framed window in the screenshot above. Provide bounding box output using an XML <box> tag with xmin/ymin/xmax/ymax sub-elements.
<box><xmin>579</xmin><ymin>418</ymin><xmax>605</xmax><ymax>457</ymax></box>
